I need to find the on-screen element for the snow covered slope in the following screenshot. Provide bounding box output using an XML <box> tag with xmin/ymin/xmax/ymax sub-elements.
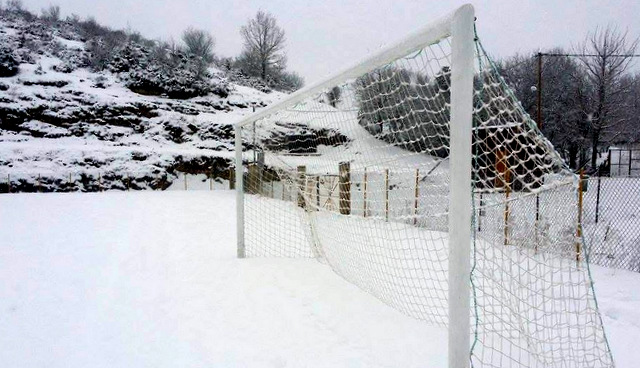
<box><xmin>0</xmin><ymin>14</ymin><xmax>286</xmax><ymax>192</ymax></box>
<box><xmin>0</xmin><ymin>191</ymin><xmax>637</xmax><ymax>367</ymax></box>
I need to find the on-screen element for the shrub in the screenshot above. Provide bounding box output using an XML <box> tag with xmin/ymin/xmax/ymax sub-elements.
<box><xmin>125</xmin><ymin>48</ymin><xmax>229</xmax><ymax>99</ymax></box>
<box><xmin>227</xmin><ymin>69</ymin><xmax>271</xmax><ymax>93</ymax></box>
<box><xmin>109</xmin><ymin>41</ymin><xmax>148</xmax><ymax>73</ymax></box>
<box><xmin>125</xmin><ymin>63</ymin><xmax>166</xmax><ymax>96</ymax></box>
<box><xmin>274</xmin><ymin>71</ymin><xmax>304</xmax><ymax>92</ymax></box>
<box><xmin>52</xmin><ymin>61</ymin><xmax>75</xmax><ymax>73</ymax></box>
<box><xmin>327</xmin><ymin>86</ymin><xmax>341</xmax><ymax>107</ymax></box>
<box><xmin>92</xmin><ymin>75</ymin><xmax>109</xmax><ymax>88</ymax></box>
<box><xmin>0</xmin><ymin>45</ymin><xmax>20</xmax><ymax>77</ymax></box>
<box><xmin>34</xmin><ymin>63</ymin><xmax>45</xmax><ymax>75</ymax></box>
<box><xmin>86</xmin><ymin>34</ymin><xmax>127</xmax><ymax>71</ymax></box>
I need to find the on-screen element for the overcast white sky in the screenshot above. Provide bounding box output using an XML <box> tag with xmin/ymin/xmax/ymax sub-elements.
<box><xmin>21</xmin><ymin>0</ymin><xmax>640</xmax><ymax>84</ymax></box>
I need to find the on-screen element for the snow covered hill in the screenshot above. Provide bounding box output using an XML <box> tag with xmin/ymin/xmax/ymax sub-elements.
<box><xmin>0</xmin><ymin>12</ymin><xmax>287</xmax><ymax>192</ymax></box>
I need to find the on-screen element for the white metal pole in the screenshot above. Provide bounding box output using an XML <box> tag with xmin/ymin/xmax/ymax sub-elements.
<box><xmin>235</xmin><ymin>125</ymin><xmax>245</xmax><ymax>258</ymax></box>
<box><xmin>448</xmin><ymin>4</ymin><xmax>475</xmax><ymax>368</ymax></box>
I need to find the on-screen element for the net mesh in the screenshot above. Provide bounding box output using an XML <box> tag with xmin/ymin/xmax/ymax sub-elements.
<box><xmin>238</xmin><ymin>28</ymin><xmax>614</xmax><ymax>368</ymax></box>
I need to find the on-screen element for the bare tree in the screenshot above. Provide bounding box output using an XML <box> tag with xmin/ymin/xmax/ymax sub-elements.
<box><xmin>66</xmin><ymin>13</ymin><xmax>80</xmax><ymax>23</ymax></box>
<box><xmin>6</xmin><ymin>0</ymin><xmax>23</xmax><ymax>12</ymax></box>
<box><xmin>578</xmin><ymin>26</ymin><xmax>639</xmax><ymax>169</ymax></box>
<box><xmin>499</xmin><ymin>50</ymin><xmax>591</xmax><ymax>169</ymax></box>
<box><xmin>41</xmin><ymin>4</ymin><xmax>60</xmax><ymax>22</ymax></box>
<box><xmin>182</xmin><ymin>28</ymin><xmax>215</xmax><ymax>77</ymax></box>
<box><xmin>499</xmin><ymin>53</ymin><xmax>537</xmax><ymax>115</ymax></box>
<box><xmin>239</xmin><ymin>10</ymin><xmax>286</xmax><ymax>81</ymax></box>
<box><xmin>182</xmin><ymin>28</ymin><xmax>215</xmax><ymax>65</ymax></box>
<box><xmin>617</xmin><ymin>73</ymin><xmax>640</xmax><ymax>144</ymax></box>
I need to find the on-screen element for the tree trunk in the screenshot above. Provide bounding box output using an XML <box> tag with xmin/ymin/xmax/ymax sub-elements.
<box><xmin>591</xmin><ymin>130</ymin><xmax>600</xmax><ymax>170</ymax></box>
<box><xmin>568</xmin><ymin>144</ymin><xmax>578</xmax><ymax>169</ymax></box>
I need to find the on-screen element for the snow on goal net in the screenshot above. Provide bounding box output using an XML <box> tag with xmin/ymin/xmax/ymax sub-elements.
<box><xmin>234</xmin><ymin>5</ymin><xmax>613</xmax><ymax>368</ymax></box>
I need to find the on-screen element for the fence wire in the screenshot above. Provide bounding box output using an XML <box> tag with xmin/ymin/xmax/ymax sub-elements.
<box><xmin>248</xmin><ymin>166</ymin><xmax>640</xmax><ymax>274</ymax></box>
<box><xmin>583</xmin><ymin>176</ymin><xmax>640</xmax><ymax>272</ymax></box>
<box><xmin>4</xmin><ymin>168</ymin><xmax>639</xmax><ymax>274</ymax></box>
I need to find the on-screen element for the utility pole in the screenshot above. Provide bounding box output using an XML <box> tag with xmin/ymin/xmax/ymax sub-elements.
<box><xmin>536</xmin><ymin>52</ymin><xmax>543</xmax><ymax>130</ymax></box>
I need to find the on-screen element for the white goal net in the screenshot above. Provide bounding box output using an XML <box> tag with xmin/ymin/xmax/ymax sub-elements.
<box><xmin>234</xmin><ymin>5</ymin><xmax>614</xmax><ymax>368</ymax></box>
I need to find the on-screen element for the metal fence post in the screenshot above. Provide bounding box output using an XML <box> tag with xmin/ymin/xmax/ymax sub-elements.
<box><xmin>595</xmin><ymin>175</ymin><xmax>602</xmax><ymax>224</ymax></box>
<box><xmin>577</xmin><ymin>169</ymin><xmax>584</xmax><ymax>265</ymax></box>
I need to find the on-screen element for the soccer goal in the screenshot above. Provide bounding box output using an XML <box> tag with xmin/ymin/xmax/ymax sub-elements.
<box><xmin>233</xmin><ymin>4</ymin><xmax>614</xmax><ymax>368</ymax></box>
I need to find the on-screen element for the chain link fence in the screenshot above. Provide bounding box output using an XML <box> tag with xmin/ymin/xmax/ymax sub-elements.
<box><xmin>4</xmin><ymin>167</ymin><xmax>640</xmax><ymax>272</ymax></box>
<box><xmin>583</xmin><ymin>176</ymin><xmax>640</xmax><ymax>272</ymax></box>
<box><xmin>0</xmin><ymin>172</ymin><xmax>234</xmax><ymax>193</ymax></box>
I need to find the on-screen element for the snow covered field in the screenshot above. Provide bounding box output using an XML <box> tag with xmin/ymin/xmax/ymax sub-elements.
<box><xmin>0</xmin><ymin>191</ymin><xmax>638</xmax><ymax>367</ymax></box>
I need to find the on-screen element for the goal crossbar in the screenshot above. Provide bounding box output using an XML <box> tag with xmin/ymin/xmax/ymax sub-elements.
<box><xmin>233</xmin><ymin>6</ymin><xmax>460</xmax><ymax>129</ymax></box>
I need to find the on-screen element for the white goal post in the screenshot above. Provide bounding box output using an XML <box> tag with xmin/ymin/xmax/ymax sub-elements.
<box><xmin>233</xmin><ymin>4</ymin><xmax>614</xmax><ymax>368</ymax></box>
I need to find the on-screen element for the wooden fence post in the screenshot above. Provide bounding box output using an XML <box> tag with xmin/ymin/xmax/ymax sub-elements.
<box><xmin>7</xmin><ymin>174</ymin><xmax>10</xmax><ymax>193</ymax></box>
<box><xmin>503</xmin><ymin>170</ymin><xmax>511</xmax><ymax>246</ymax></box>
<box><xmin>305</xmin><ymin>172</ymin><xmax>313</xmax><ymax>207</ymax></box>
<box><xmin>282</xmin><ymin>178</ymin><xmax>286</xmax><ymax>201</ymax></box>
<box><xmin>316</xmin><ymin>176</ymin><xmax>320</xmax><ymax>209</ymax></box>
<box><xmin>229</xmin><ymin>167</ymin><xmax>235</xmax><ymax>190</ymax></box>
<box><xmin>256</xmin><ymin>151</ymin><xmax>265</xmax><ymax>194</ymax></box>
<box><xmin>270</xmin><ymin>172</ymin><xmax>275</xmax><ymax>198</ymax></box>
<box><xmin>184</xmin><ymin>173</ymin><xmax>187</xmax><ymax>191</ymax></box>
<box><xmin>248</xmin><ymin>164</ymin><xmax>260</xmax><ymax>194</ymax></box>
<box><xmin>37</xmin><ymin>174</ymin><xmax>42</xmax><ymax>193</ymax></box>
<box><xmin>297</xmin><ymin>166</ymin><xmax>306</xmax><ymax>209</ymax></box>
<box><xmin>98</xmin><ymin>172</ymin><xmax>102</xmax><ymax>192</ymax></box>
<box><xmin>413</xmin><ymin>168</ymin><xmax>420</xmax><ymax>225</ymax></box>
<box><xmin>339</xmin><ymin>162</ymin><xmax>351</xmax><ymax>215</ymax></box>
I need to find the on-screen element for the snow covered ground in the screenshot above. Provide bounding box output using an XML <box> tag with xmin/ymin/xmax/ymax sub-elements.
<box><xmin>0</xmin><ymin>191</ymin><xmax>638</xmax><ymax>367</ymax></box>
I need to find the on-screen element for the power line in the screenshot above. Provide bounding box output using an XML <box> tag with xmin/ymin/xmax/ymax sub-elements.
<box><xmin>495</xmin><ymin>52</ymin><xmax>640</xmax><ymax>74</ymax></box>
<box><xmin>540</xmin><ymin>52</ymin><xmax>640</xmax><ymax>58</ymax></box>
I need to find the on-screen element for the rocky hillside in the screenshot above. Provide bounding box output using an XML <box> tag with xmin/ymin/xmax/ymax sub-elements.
<box><xmin>0</xmin><ymin>11</ymin><xmax>286</xmax><ymax>192</ymax></box>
